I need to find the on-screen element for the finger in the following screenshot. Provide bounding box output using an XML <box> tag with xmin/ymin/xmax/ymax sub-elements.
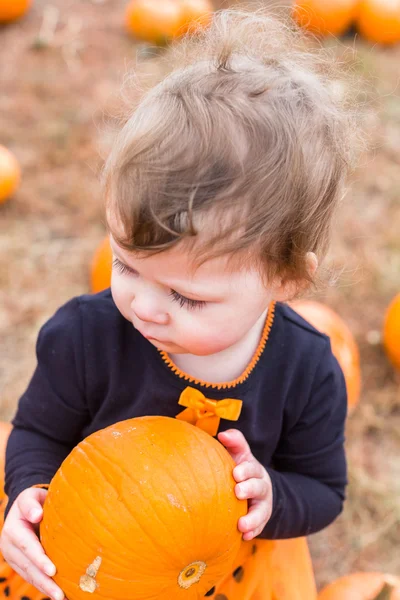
<box><xmin>233</xmin><ymin>460</ymin><xmax>265</xmax><ymax>483</ymax></box>
<box><xmin>238</xmin><ymin>500</ymin><xmax>270</xmax><ymax>538</ymax></box>
<box><xmin>4</xmin><ymin>546</ymin><xmax>63</xmax><ymax>600</ymax></box>
<box><xmin>235</xmin><ymin>477</ymin><xmax>269</xmax><ymax>501</ymax></box>
<box><xmin>217</xmin><ymin>429</ymin><xmax>253</xmax><ymax>464</ymax></box>
<box><xmin>17</xmin><ymin>490</ymin><xmax>47</xmax><ymax>523</ymax></box>
<box><xmin>5</xmin><ymin>519</ymin><xmax>56</xmax><ymax>576</ymax></box>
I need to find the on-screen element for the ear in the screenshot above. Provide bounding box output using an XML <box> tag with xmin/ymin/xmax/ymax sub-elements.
<box><xmin>272</xmin><ymin>252</ymin><xmax>319</xmax><ymax>302</ymax></box>
<box><xmin>306</xmin><ymin>252</ymin><xmax>318</xmax><ymax>277</ymax></box>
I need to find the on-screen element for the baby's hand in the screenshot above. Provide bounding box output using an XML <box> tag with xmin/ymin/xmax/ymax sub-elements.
<box><xmin>0</xmin><ymin>488</ymin><xmax>64</xmax><ymax>600</ymax></box>
<box><xmin>218</xmin><ymin>429</ymin><xmax>273</xmax><ymax>541</ymax></box>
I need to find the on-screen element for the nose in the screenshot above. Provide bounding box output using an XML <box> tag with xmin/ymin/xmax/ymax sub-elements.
<box><xmin>131</xmin><ymin>293</ymin><xmax>169</xmax><ymax>325</ymax></box>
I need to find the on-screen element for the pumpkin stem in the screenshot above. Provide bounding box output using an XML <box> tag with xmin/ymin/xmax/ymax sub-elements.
<box><xmin>374</xmin><ymin>583</ymin><xmax>393</xmax><ymax>600</ymax></box>
<box><xmin>79</xmin><ymin>556</ymin><xmax>102</xmax><ymax>594</ymax></box>
<box><xmin>178</xmin><ymin>560</ymin><xmax>207</xmax><ymax>589</ymax></box>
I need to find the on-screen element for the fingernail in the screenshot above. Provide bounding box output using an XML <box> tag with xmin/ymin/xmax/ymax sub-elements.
<box><xmin>236</xmin><ymin>484</ymin><xmax>244</xmax><ymax>498</ymax></box>
<box><xmin>55</xmin><ymin>591</ymin><xmax>64</xmax><ymax>600</ymax></box>
<box><xmin>44</xmin><ymin>563</ymin><xmax>56</xmax><ymax>576</ymax></box>
<box><xmin>30</xmin><ymin>509</ymin><xmax>42</xmax><ymax>521</ymax></box>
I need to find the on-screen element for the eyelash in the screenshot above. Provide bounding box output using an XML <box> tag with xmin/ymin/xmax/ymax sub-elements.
<box><xmin>112</xmin><ymin>258</ymin><xmax>206</xmax><ymax>311</ymax></box>
<box><xmin>169</xmin><ymin>290</ymin><xmax>206</xmax><ymax>311</ymax></box>
<box><xmin>112</xmin><ymin>258</ymin><xmax>135</xmax><ymax>277</ymax></box>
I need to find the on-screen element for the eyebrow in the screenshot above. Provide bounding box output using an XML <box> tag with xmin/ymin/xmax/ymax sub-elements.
<box><xmin>111</xmin><ymin>248</ymin><xmax>224</xmax><ymax>301</ymax></box>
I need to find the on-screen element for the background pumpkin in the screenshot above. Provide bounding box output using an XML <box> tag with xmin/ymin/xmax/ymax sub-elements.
<box><xmin>292</xmin><ymin>0</ymin><xmax>358</xmax><ymax>36</ymax></box>
<box><xmin>291</xmin><ymin>300</ymin><xmax>361</xmax><ymax>412</ymax></box>
<box><xmin>179</xmin><ymin>0</ymin><xmax>213</xmax><ymax>34</ymax></box>
<box><xmin>125</xmin><ymin>0</ymin><xmax>186</xmax><ymax>44</ymax></box>
<box><xmin>357</xmin><ymin>0</ymin><xmax>400</xmax><ymax>45</ymax></box>
<box><xmin>41</xmin><ymin>416</ymin><xmax>247</xmax><ymax>600</ymax></box>
<box><xmin>0</xmin><ymin>0</ymin><xmax>31</xmax><ymax>23</ymax></box>
<box><xmin>0</xmin><ymin>145</ymin><xmax>21</xmax><ymax>204</ymax></box>
<box><xmin>90</xmin><ymin>235</ymin><xmax>112</xmax><ymax>293</ymax></box>
<box><xmin>318</xmin><ymin>572</ymin><xmax>400</xmax><ymax>599</ymax></box>
<box><xmin>383</xmin><ymin>293</ymin><xmax>400</xmax><ymax>370</ymax></box>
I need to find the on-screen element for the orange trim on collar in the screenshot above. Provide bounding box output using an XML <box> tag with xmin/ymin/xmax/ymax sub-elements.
<box><xmin>159</xmin><ymin>301</ymin><xmax>276</xmax><ymax>390</ymax></box>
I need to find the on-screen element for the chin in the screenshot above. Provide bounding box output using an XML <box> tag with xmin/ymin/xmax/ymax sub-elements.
<box><xmin>149</xmin><ymin>339</ymin><xmax>186</xmax><ymax>353</ymax></box>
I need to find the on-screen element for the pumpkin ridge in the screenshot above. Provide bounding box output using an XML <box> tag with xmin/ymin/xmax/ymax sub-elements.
<box><xmin>199</xmin><ymin>429</ymin><xmax>226</xmax><ymax>550</ymax></box>
<box><xmin>90</xmin><ymin>427</ymin><xmax>228</xmax><ymax>568</ymax></box>
<box><xmin>44</xmin><ymin>475</ymin><xmax>103</xmax><ymax>555</ymax></box>
<box><xmin>79</xmin><ymin>442</ymin><xmax>183</xmax><ymax>567</ymax></box>
<box><xmin>106</xmin><ymin>427</ymin><xmax>205</xmax><ymax>552</ymax></box>
<box><xmin>53</xmin><ymin>461</ymin><xmax>159</xmax><ymax>572</ymax></box>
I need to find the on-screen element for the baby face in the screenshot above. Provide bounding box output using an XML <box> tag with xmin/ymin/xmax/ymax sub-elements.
<box><xmin>109</xmin><ymin>235</ymin><xmax>276</xmax><ymax>357</ymax></box>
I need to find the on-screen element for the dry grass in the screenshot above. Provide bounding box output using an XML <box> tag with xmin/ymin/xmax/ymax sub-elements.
<box><xmin>0</xmin><ymin>0</ymin><xmax>399</xmax><ymax>590</ymax></box>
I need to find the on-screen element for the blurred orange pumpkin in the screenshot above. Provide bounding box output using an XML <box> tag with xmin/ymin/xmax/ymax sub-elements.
<box><xmin>90</xmin><ymin>236</ymin><xmax>112</xmax><ymax>293</ymax></box>
<box><xmin>125</xmin><ymin>0</ymin><xmax>183</xmax><ymax>44</ymax></box>
<box><xmin>179</xmin><ymin>0</ymin><xmax>213</xmax><ymax>34</ymax></box>
<box><xmin>0</xmin><ymin>145</ymin><xmax>21</xmax><ymax>204</ymax></box>
<box><xmin>357</xmin><ymin>0</ymin><xmax>400</xmax><ymax>45</ymax></box>
<box><xmin>292</xmin><ymin>0</ymin><xmax>358</xmax><ymax>36</ymax></box>
<box><xmin>291</xmin><ymin>300</ymin><xmax>361</xmax><ymax>412</ymax></box>
<box><xmin>0</xmin><ymin>0</ymin><xmax>31</xmax><ymax>23</ymax></box>
<box><xmin>125</xmin><ymin>0</ymin><xmax>213</xmax><ymax>44</ymax></box>
<box><xmin>318</xmin><ymin>572</ymin><xmax>400</xmax><ymax>599</ymax></box>
<box><xmin>383</xmin><ymin>293</ymin><xmax>400</xmax><ymax>370</ymax></box>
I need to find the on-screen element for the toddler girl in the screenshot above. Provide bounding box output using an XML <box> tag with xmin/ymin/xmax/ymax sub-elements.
<box><xmin>1</xmin><ymin>8</ymin><xmax>359</xmax><ymax>600</ymax></box>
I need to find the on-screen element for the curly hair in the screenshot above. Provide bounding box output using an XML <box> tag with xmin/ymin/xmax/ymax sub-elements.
<box><xmin>103</xmin><ymin>7</ymin><xmax>362</xmax><ymax>288</ymax></box>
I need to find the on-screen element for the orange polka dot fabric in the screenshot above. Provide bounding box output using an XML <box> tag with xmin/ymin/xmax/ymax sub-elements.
<box><xmin>203</xmin><ymin>537</ymin><xmax>318</xmax><ymax>600</ymax></box>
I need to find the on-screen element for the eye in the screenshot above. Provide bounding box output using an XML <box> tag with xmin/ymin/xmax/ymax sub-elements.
<box><xmin>112</xmin><ymin>257</ymin><xmax>137</xmax><ymax>276</ymax></box>
<box><xmin>169</xmin><ymin>290</ymin><xmax>206</xmax><ymax>311</ymax></box>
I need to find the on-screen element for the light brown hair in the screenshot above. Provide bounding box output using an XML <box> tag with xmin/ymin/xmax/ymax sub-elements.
<box><xmin>103</xmin><ymin>8</ymin><xmax>361</xmax><ymax>289</ymax></box>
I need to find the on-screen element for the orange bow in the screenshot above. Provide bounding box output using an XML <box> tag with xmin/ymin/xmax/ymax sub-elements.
<box><xmin>176</xmin><ymin>386</ymin><xmax>243</xmax><ymax>436</ymax></box>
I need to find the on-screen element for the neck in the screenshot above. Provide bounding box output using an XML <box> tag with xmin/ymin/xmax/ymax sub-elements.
<box><xmin>169</xmin><ymin>308</ymin><xmax>269</xmax><ymax>384</ymax></box>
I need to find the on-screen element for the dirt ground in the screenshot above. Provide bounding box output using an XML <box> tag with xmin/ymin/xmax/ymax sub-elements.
<box><xmin>1</xmin><ymin>0</ymin><xmax>399</xmax><ymax>592</ymax></box>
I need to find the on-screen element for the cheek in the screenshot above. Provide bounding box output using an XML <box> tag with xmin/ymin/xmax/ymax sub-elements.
<box><xmin>177</xmin><ymin>309</ymin><xmax>248</xmax><ymax>354</ymax></box>
<box><xmin>111</xmin><ymin>275</ymin><xmax>131</xmax><ymax>315</ymax></box>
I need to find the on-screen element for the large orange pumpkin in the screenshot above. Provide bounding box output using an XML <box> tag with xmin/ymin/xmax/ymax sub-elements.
<box><xmin>90</xmin><ymin>236</ymin><xmax>112</xmax><ymax>293</ymax></box>
<box><xmin>41</xmin><ymin>416</ymin><xmax>247</xmax><ymax>600</ymax></box>
<box><xmin>291</xmin><ymin>300</ymin><xmax>361</xmax><ymax>412</ymax></box>
<box><xmin>318</xmin><ymin>572</ymin><xmax>400</xmax><ymax>599</ymax></box>
<box><xmin>0</xmin><ymin>0</ymin><xmax>31</xmax><ymax>23</ymax></box>
<box><xmin>293</xmin><ymin>0</ymin><xmax>358</xmax><ymax>36</ymax></box>
<box><xmin>357</xmin><ymin>0</ymin><xmax>400</xmax><ymax>45</ymax></box>
<box><xmin>0</xmin><ymin>145</ymin><xmax>21</xmax><ymax>204</ymax></box>
<box><xmin>383</xmin><ymin>293</ymin><xmax>400</xmax><ymax>370</ymax></box>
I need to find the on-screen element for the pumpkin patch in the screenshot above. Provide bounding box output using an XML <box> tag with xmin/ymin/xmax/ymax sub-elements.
<box><xmin>40</xmin><ymin>416</ymin><xmax>247</xmax><ymax>600</ymax></box>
